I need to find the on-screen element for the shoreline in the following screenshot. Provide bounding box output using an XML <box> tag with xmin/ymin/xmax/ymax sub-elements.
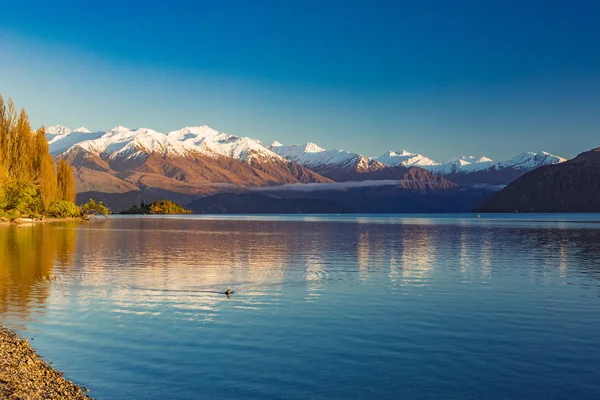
<box><xmin>0</xmin><ymin>217</ymin><xmax>89</xmax><ymax>226</ymax></box>
<box><xmin>0</xmin><ymin>327</ymin><xmax>91</xmax><ymax>399</ymax></box>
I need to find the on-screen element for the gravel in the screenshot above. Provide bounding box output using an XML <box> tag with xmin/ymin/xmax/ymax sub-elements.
<box><xmin>0</xmin><ymin>327</ymin><xmax>91</xmax><ymax>399</ymax></box>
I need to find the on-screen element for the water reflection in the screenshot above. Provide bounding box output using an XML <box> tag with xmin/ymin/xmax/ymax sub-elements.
<box><xmin>0</xmin><ymin>223</ymin><xmax>77</xmax><ymax>323</ymax></box>
<box><xmin>1</xmin><ymin>217</ymin><xmax>600</xmax><ymax>326</ymax></box>
<box><xmin>401</xmin><ymin>225</ymin><xmax>436</xmax><ymax>286</ymax></box>
<box><xmin>2</xmin><ymin>216</ymin><xmax>600</xmax><ymax>400</ymax></box>
<box><xmin>480</xmin><ymin>229</ymin><xmax>493</xmax><ymax>280</ymax></box>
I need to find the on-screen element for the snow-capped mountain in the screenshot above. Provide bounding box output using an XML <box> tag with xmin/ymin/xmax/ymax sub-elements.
<box><xmin>78</xmin><ymin>126</ymin><xmax>193</xmax><ymax>161</ymax></box>
<box><xmin>421</xmin><ymin>152</ymin><xmax>565</xmax><ymax>186</ymax></box>
<box><xmin>168</xmin><ymin>126</ymin><xmax>283</xmax><ymax>163</ymax></box>
<box><xmin>374</xmin><ymin>150</ymin><xmax>440</xmax><ymax>168</ymax></box>
<box><xmin>419</xmin><ymin>152</ymin><xmax>564</xmax><ymax>176</ymax></box>
<box><xmin>270</xmin><ymin>140</ymin><xmax>565</xmax><ymax>185</ymax></box>
<box><xmin>47</xmin><ymin>125</ymin><xmax>331</xmax><ymax>195</ymax></box>
<box><xmin>495</xmin><ymin>151</ymin><xmax>566</xmax><ymax>170</ymax></box>
<box><xmin>268</xmin><ymin>142</ymin><xmax>456</xmax><ymax>185</ymax></box>
<box><xmin>45</xmin><ymin>125</ymin><xmax>73</xmax><ymax>136</ymax></box>
<box><xmin>476</xmin><ymin>147</ymin><xmax>600</xmax><ymax>212</ymax></box>
<box><xmin>271</xmin><ymin>141</ymin><xmax>499</xmax><ymax>176</ymax></box>
<box><xmin>73</xmin><ymin>127</ymin><xmax>92</xmax><ymax>133</ymax></box>
<box><xmin>47</xmin><ymin>126</ymin><xmax>102</xmax><ymax>155</ymax></box>
<box><xmin>45</xmin><ymin>123</ymin><xmax>568</xmax><ymax>196</ymax></box>
<box><xmin>424</xmin><ymin>155</ymin><xmax>495</xmax><ymax>175</ymax></box>
<box><xmin>270</xmin><ymin>142</ymin><xmax>385</xmax><ymax>173</ymax></box>
<box><xmin>49</xmin><ymin>124</ymin><xmax>285</xmax><ymax>164</ymax></box>
<box><xmin>46</xmin><ymin>125</ymin><xmax>92</xmax><ymax>136</ymax></box>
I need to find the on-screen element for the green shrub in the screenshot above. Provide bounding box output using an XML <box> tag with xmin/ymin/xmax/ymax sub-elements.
<box><xmin>81</xmin><ymin>198</ymin><xmax>111</xmax><ymax>216</ymax></box>
<box><xmin>47</xmin><ymin>201</ymin><xmax>81</xmax><ymax>218</ymax></box>
<box><xmin>3</xmin><ymin>209</ymin><xmax>20</xmax><ymax>221</ymax></box>
<box><xmin>1</xmin><ymin>181</ymin><xmax>42</xmax><ymax>218</ymax></box>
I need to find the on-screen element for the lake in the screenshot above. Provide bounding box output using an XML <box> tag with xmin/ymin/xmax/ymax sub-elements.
<box><xmin>1</xmin><ymin>214</ymin><xmax>600</xmax><ymax>399</ymax></box>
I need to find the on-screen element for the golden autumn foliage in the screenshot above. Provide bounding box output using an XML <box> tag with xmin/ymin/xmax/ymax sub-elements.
<box><xmin>0</xmin><ymin>93</ymin><xmax>79</xmax><ymax>219</ymax></box>
<box><xmin>0</xmin><ymin>223</ymin><xmax>77</xmax><ymax>318</ymax></box>
<box><xmin>56</xmin><ymin>158</ymin><xmax>76</xmax><ymax>203</ymax></box>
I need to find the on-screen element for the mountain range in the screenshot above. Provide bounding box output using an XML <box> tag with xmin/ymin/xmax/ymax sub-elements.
<box><xmin>45</xmin><ymin>124</ymin><xmax>567</xmax><ymax>211</ymax></box>
<box><xmin>476</xmin><ymin>147</ymin><xmax>600</xmax><ymax>212</ymax></box>
<box><xmin>270</xmin><ymin>142</ymin><xmax>565</xmax><ymax>185</ymax></box>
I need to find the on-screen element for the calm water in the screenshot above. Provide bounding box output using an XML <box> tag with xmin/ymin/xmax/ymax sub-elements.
<box><xmin>1</xmin><ymin>214</ymin><xmax>600</xmax><ymax>399</ymax></box>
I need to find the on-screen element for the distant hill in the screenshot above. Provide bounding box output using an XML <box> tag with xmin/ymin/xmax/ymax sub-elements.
<box><xmin>262</xmin><ymin>186</ymin><xmax>497</xmax><ymax>213</ymax></box>
<box><xmin>79</xmin><ymin>184</ymin><xmax>498</xmax><ymax>214</ymax></box>
<box><xmin>317</xmin><ymin>165</ymin><xmax>457</xmax><ymax>189</ymax></box>
<box><xmin>475</xmin><ymin>147</ymin><xmax>600</xmax><ymax>212</ymax></box>
<box><xmin>187</xmin><ymin>193</ymin><xmax>353</xmax><ymax>214</ymax></box>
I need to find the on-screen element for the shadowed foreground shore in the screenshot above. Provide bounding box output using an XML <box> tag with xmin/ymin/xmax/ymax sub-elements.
<box><xmin>0</xmin><ymin>327</ymin><xmax>90</xmax><ymax>399</ymax></box>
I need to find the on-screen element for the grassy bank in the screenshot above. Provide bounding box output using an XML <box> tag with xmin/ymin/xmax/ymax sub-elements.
<box><xmin>0</xmin><ymin>327</ymin><xmax>91</xmax><ymax>399</ymax></box>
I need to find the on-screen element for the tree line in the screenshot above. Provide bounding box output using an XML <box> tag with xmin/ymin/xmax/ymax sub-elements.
<box><xmin>0</xmin><ymin>94</ymin><xmax>106</xmax><ymax>220</ymax></box>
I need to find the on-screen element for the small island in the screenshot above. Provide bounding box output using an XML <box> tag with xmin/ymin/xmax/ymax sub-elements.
<box><xmin>122</xmin><ymin>199</ymin><xmax>192</xmax><ymax>215</ymax></box>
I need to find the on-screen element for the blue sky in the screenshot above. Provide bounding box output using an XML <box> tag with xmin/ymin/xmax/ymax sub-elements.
<box><xmin>1</xmin><ymin>0</ymin><xmax>599</xmax><ymax>160</ymax></box>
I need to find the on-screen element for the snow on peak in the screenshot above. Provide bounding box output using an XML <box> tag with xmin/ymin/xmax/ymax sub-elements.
<box><xmin>167</xmin><ymin>126</ymin><xmax>282</xmax><ymax>162</ymax></box>
<box><xmin>109</xmin><ymin>126</ymin><xmax>133</xmax><ymax>134</ymax></box>
<box><xmin>420</xmin><ymin>151</ymin><xmax>565</xmax><ymax>174</ymax></box>
<box><xmin>68</xmin><ymin>126</ymin><xmax>192</xmax><ymax>161</ymax></box>
<box><xmin>46</xmin><ymin>125</ymin><xmax>71</xmax><ymax>135</ymax></box>
<box><xmin>303</xmin><ymin>142</ymin><xmax>326</xmax><ymax>153</ymax></box>
<box><xmin>496</xmin><ymin>151</ymin><xmax>566</xmax><ymax>170</ymax></box>
<box><xmin>454</xmin><ymin>155</ymin><xmax>493</xmax><ymax>164</ymax></box>
<box><xmin>444</xmin><ymin>155</ymin><xmax>494</xmax><ymax>166</ymax></box>
<box><xmin>389</xmin><ymin>150</ymin><xmax>414</xmax><ymax>157</ymax></box>
<box><xmin>73</xmin><ymin>127</ymin><xmax>92</xmax><ymax>133</ymax></box>
<box><xmin>167</xmin><ymin>126</ymin><xmax>221</xmax><ymax>141</ymax></box>
<box><xmin>45</xmin><ymin>122</ymin><xmax>568</xmax><ymax>175</ymax></box>
<box><xmin>48</xmin><ymin>123</ymin><xmax>281</xmax><ymax>163</ymax></box>
<box><xmin>271</xmin><ymin>142</ymin><xmax>372</xmax><ymax>171</ymax></box>
<box><xmin>424</xmin><ymin>155</ymin><xmax>495</xmax><ymax>174</ymax></box>
<box><xmin>374</xmin><ymin>150</ymin><xmax>440</xmax><ymax>167</ymax></box>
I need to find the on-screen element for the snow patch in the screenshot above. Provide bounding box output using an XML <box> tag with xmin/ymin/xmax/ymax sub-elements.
<box><xmin>374</xmin><ymin>150</ymin><xmax>440</xmax><ymax>167</ymax></box>
<box><xmin>45</xmin><ymin>125</ymin><xmax>71</xmax><ymax>135</ymax></box>
<box><xmin>73</xmin><ymin>127</ymin><xmax>92</xmax><ymax>133</ymax></box>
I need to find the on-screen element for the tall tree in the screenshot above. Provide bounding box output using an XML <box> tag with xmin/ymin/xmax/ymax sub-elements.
<box><xmin>0</xmin><ymin>95</ymin><xmax>17</xmax><ymax>170</ymax></box>
<box><xmin>34</xmin><ymin>127</ymin><xmax>58</xmax><ymax>210</ymax></box>
<box><xmin>57</xmin><ymin>158</ymin><xmax>76</xmax><ymax>203</ymax></box>
<box><xmin>0</xmin><ymin>92</ymin><xmax>78</xmax><ymax>218</ymax></box>
<box><xmin>10</xmin><ymin>109</ymin><xmax>35</xmax><ymax>182</ymax></box>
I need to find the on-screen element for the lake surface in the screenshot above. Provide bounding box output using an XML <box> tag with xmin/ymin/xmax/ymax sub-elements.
<box><xmin>1</xmin><ymin>214</ymin><xmax>600</xmax><ymax>399</ymax></box>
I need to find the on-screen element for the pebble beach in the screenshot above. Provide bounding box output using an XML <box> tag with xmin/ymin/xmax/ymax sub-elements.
<box><xmin>0</xmin><ymin>327</ymin><xmax>90</xmax><ymax>399</ymax></box>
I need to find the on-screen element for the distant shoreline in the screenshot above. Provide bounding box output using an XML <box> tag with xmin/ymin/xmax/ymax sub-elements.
<box><xmin>0</xmin><ymin>327</ymin><xmax>90</xmax><ymax>399</ymax></box>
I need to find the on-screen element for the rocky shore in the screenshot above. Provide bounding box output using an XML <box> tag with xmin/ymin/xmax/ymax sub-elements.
<box><xmin>0</xmin><ymin>327</ymin><xmax>91</xmax><ymax>399</ymax></box>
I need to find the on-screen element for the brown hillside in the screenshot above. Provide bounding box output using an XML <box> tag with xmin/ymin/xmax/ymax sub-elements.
<box><xmin>475</xmin><ymin>147</ymin><xmax>600</xmax><ymax>212</ymax></box>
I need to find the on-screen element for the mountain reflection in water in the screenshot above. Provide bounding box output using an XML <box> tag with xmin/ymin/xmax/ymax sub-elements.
<box><xmin>1</xmin><ymin>215</ymin><xmax>600</xmax><ymax>400</ymax></box>
<box><xmin>1</xmin><ymin>217</ymin><xmax>600</xmax><ymax>323</ymax></box>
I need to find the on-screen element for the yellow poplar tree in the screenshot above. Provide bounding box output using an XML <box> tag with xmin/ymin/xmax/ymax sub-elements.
<box><xmin>0</xmin><ymin>96</ymin><xmax>17</xmax><ymax>171</ymax></box>
<box><xmin>0</xmin><ymin>92</ymin><xmax>79</xmax><ymax>218</ymax></box>
<box><xmin>10</xmin><ymin>109</ymin><xmax>35</xmax><ymax>182</ymax></box>
<box><xmin>34</xmin><ymin>128</ymin><xmax>58</xmax><ymax>210</ymax></box>
<box><xmin>57</xmin><ymin>158</ymin><xmax>76</xmax><ymax>203</ymax></box>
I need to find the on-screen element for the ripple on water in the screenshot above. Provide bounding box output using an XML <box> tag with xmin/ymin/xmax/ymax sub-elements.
<box><xmin>1</xmin><ymin>215</ymin><xmax>600</xmax><ymax>399</ymax></box>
